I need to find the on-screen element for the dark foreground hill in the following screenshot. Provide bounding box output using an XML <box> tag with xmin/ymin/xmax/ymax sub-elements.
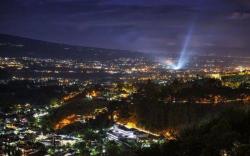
<box><xmin>0</xmin><ymin>34</ymin><xmax>144</xmax><ymax>60</ymax></box>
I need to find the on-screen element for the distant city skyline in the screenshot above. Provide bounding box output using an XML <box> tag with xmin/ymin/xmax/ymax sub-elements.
<box><xmin>1</xmin><ymin>0</ymin><xmax>250</xmax><ymax>56</ymax></box>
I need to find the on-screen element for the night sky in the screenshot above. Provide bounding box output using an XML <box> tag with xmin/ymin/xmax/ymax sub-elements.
<box><xmin>1</xmin><ymin>0</ymin><xmax>250</xmax><ymax>56</ymax></box>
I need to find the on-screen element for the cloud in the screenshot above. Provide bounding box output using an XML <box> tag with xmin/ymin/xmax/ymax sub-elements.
<box><xmin>1</xmin><ymin>0</ymin><xmax>250</xmax><ymax>56</ymax></box>
<box><xmin>228</xmin><ymin>11</ymin><xmax>250</xmax><ymax>20</ymax></box>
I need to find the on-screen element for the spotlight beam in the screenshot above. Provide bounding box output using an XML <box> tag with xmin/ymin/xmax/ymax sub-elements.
<box><xmin>170</xmin><ymin>23</ymin><xmax>195</xmax><ymax>70</ymax></box>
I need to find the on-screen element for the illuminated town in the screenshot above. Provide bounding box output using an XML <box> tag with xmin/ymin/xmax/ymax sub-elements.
<box><xmin>1</xmin><ymin>0</ymin><xmax>250</xmax><ymax>156</ymax></box>
<box><xmin>0</xmin><ymin>53</ymin><xmax>249</xmax><ymax>155</ymax></box>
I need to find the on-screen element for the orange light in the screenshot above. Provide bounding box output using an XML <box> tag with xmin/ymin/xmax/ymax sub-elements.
<box><xmin>91</xmin><ymin>91</ymin><xmax>97</xmax><ymax>97</ymax></box>
<box><xmin>117</xmin><ymin>121</ymin><xmax>160</xmax><ymax>137</ymax></box>
<box><xmin>54</xmin><ymin>114</ymin><xmax>78</xmax><ymax>130</ymax></box>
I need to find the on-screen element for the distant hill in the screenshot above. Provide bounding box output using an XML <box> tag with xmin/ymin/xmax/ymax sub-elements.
<box><xmin>0</xmin><ymin>34</ymin><xmax>145</xmax><ymax>60</ymax></box>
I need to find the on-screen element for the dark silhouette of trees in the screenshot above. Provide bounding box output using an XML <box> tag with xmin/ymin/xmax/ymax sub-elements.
<box><xmin>137</xmin><ymin>108</ymin><xmax>250</xmax><ymax>156</ymax></box>
<box><xmin>124</xmin><ymin>78</ymin><xmax>250</xmax><ymax>132</ymax></box>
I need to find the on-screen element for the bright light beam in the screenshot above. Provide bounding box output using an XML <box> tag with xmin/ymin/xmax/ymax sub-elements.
<box><xmin>170</xmin><ymin>24</ymin><xmax>194</xmax><ymax>70</ymax></box>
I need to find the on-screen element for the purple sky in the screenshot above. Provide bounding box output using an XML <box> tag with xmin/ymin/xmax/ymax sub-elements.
<box><xmin>1</xmin><ymin>0</ymin><xmax>250</xmax><ymax>56</ymax></box>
